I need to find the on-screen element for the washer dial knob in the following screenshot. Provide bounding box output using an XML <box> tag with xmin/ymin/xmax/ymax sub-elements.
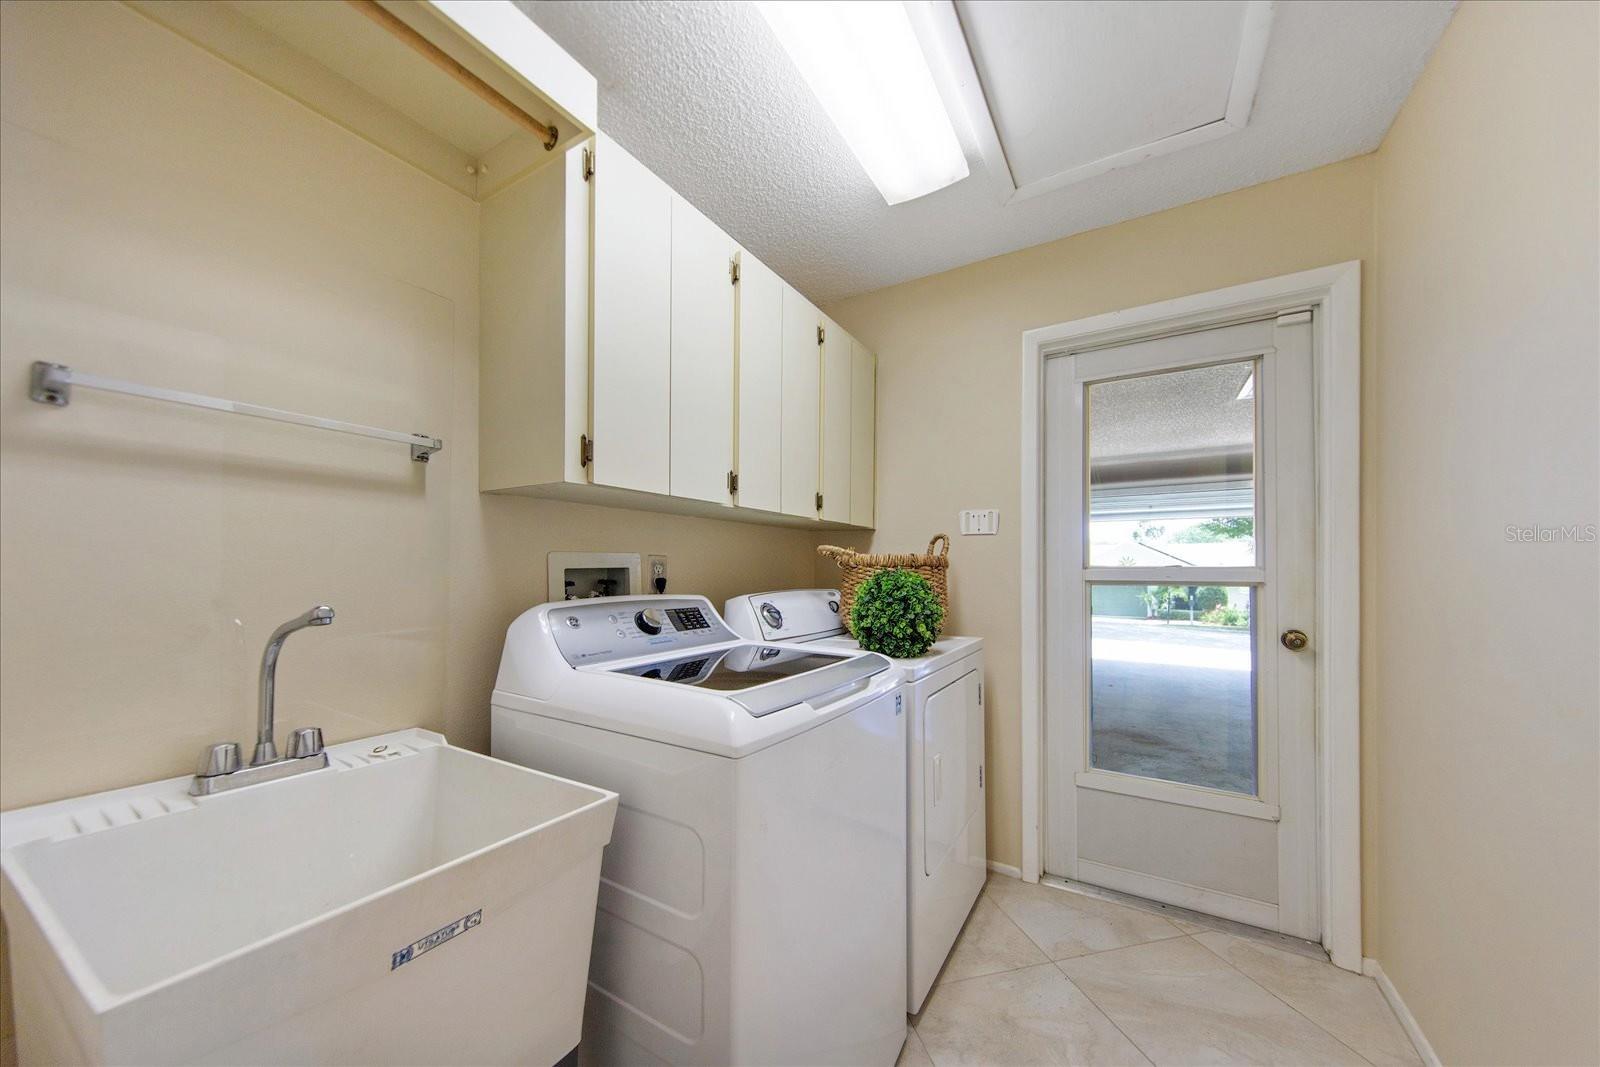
<box><xmin>635</xmin><ymin>608</ymin><xmax>666</xmax><ymax>635</ymax></box>
<box><xmin>759</xmin><ymin>602</ymin><xmax>784</xmax><ymax>630</ymax></box>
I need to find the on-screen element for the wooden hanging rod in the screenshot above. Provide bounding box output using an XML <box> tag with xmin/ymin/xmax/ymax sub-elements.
<box><xmin>345</xmin><ymin>0</ymin><xmax>559</xmax><ymax>150</ymax></box>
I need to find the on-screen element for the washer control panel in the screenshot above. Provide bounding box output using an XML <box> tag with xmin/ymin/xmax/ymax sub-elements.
<box><xmin>551</xmin><ymin>596</ymin><xmax>735</xmax><ymax>665</ymax></box>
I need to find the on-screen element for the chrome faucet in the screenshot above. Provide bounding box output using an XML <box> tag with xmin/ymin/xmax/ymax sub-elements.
<box><xmin>254</xmin><ymin>605</ymin><xmax>334</xmax><ymax>764</ymax></box>
<box><xmin>190</xmin><ymin>605</ymin><xmax>334</xmax><ymax>796</ymax></box>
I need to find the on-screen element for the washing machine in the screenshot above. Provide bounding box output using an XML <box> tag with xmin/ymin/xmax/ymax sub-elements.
<box><xmin>490</xmin><ymin>594</ymin><xmax>908</xmax><ymax>1066</ymax></box>
<box><xmin>724</xmin><ymin>589</ymin><xmax>986</xmax><ymax>1013</ymax></box>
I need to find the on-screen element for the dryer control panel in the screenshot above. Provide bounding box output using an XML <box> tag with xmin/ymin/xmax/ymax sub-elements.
<box><xmin>550</xmin><ymin>596</ymin><xmax>736</xmax><ymax>666</ymax></box>
<box><xmin>724</xmin><ymin>589</ymin><xmax>846</xmax><ymax>643</ymax></box>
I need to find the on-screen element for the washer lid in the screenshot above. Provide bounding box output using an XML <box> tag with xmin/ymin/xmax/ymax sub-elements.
<box><xmin>608</xmin><ymin>644</ymin><xmax>886</xmax><ymax>716</ymax></box>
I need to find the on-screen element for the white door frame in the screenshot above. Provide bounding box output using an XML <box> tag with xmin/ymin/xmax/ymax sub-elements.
<box><xmin>1018</xmin><ymin>261</ymin><xmax>1362</xmax><ymax>971</ymax></box>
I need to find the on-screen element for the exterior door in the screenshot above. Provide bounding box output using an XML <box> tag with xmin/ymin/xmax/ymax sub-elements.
<box><xmin>1043</xmin><ymin>310</ymin><xmax>1318</xmax><ymax>937</ymax></box>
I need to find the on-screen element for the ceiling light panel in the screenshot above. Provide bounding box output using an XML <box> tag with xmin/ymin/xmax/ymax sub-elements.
<box><xmin>756</xmin><ymin>1</ymin><xmax>969</xmax><ymax>205</ymax></box>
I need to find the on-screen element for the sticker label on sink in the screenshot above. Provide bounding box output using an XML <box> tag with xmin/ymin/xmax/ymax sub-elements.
<box><xmin>391</xmin><ymin>908</ymin><xmax>482</xmax><ymax>970</ymax></box>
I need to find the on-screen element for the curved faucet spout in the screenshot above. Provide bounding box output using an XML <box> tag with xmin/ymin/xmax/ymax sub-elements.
<box><xmin>253</xmin><ymin>605</ymin><xmax>335</xmax><ymax>765</ymax></box>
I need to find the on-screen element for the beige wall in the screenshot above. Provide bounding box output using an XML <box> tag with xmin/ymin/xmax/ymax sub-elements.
<box><xmin>825</xmin><ymin>2</ymin><xmax>1598</xmax><ymax>1060</ymax></box>
<box><xmin>0</xmin><ymin>9</ymin><xmax>818</xmax><ymax>1048</ymax></box>
<box><xmin>821</xmin><ymin>155</ymin><xmax>1378</xmax><ymax>879</ymax></box>
<box><xmin>0</xmin><ymin>0</ymin><xmax>820</xmax><ymax>810</ymax></box>
<box><xmin>1367</xmin><ymin>3</ymin><xmax>1599</xmax><ymax>1063</ymax></box>
<box><xmin>4</xmin><ymin>2</ymin><xmax>1596</xmax><ymax>1063</ymax></box>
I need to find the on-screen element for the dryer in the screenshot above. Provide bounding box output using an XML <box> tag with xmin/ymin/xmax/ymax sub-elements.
<box><xmin>491</xmin><ymin>595</ymin><xmax>907</xmax><ymax>1066</ymax></box>
<box><xmin>724</xmin><ymin>589</ymin><xmax>986</xmax><ymax>1013</ymax></box>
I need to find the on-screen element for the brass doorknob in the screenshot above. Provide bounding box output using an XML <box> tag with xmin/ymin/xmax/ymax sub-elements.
<box><xmin>1281</xmin><ymin>629</ymin><xmax>1309</xmax><ymax>651</ymax></box>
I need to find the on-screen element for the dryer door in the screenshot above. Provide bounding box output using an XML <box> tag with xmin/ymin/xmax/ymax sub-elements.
<box><xmin>924</xmin><ymin>669</ymin><xmax>980</xmax><ymax>876</ymax></box>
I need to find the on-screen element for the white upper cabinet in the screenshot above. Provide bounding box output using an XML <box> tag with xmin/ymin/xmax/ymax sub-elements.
<box><xmin>734</xmin><ymin>249</ymin><xmax>784</xmax><ymax>514</ymax></box>
<box><xmin>669</xmin><ymin>194</ymin><xmax>736</xmax><ymax>504</ymax></box>
<box><xmin>479</xmin><ymin>134</ymin><xmax>874</xmax><ymax>530</ymax></box>
<box><xmin>780</xmin><ymin>285</ymin><xmax>823</xmax><ymax>519</ymax></box>
<box><xmin>590</xmin><ymin>133</ymin><xmax>672</xmax><ymax>495</ymax></box>
<box><xmin>850</xmin><ymin>339</ymin><xmax>877</xmax><ymax>528</ymax></box>
<box><xmin>819</xmin><ymin>315</ymin><xmax>852</xmax><ymax>524</ymax></box>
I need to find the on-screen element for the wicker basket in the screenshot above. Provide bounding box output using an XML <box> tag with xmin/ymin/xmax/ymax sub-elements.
<box><xmin>818</xmin><ymin>535</ymin><xmax>951</xmax><ymax>635</ymax></box>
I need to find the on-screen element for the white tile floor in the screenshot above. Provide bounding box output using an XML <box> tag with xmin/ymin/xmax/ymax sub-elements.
<box><xmin>903</xmin><ymin>875</ymin><xmax>1422</xmax><ymax>1067</ymax></box>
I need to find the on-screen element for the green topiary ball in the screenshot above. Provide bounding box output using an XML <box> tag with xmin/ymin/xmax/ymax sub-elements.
<box><xmin>852</xmin><ymin>569</ymin><xmax>944</xmax><ymax>659</ymax></box>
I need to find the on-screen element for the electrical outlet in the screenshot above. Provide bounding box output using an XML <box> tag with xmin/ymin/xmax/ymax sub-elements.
<box><xmin>647</xmin><ymin>555</ymin><xmax>668</xmax><ymax>594</ymax></box>
<box><xmin>960</xmin><ymin>509</ymin><xmax>999</xmax><ymax>535</ymax></box>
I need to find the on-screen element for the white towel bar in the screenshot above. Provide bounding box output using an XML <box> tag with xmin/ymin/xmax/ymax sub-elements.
<box><xmin>29</xmin><ymin>361</ymin><xmax>443</xmax><ymax>463</ymax></box>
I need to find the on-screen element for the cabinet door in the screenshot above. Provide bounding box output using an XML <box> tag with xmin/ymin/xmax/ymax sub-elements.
<box><xmin>780</xmin><ymin>285</ymin><xmax>821</xmax><ymax>518</ymax></box>
<box><xmin>850</xmin><ymin>339</ymin><xmax>876</xmax><ymax>528</ymax></box>
<box><xmin>735</xmin><ymin>249</ymin><xmax>783</xmax><ymax>513</ymax></box>
<box><xmin>591</xmin><ymin>133</ymin><xmax>671</xmax><ymax>494</ymax></box>
<box><xmin>669</xmin><ymin>194</ymin><xmax>735</xmax><ymax>504</ymax></box>
<box><xmin>819</xmin><ymin>316</ymin><xmax>852</xmax><ymax>523</ymax></box>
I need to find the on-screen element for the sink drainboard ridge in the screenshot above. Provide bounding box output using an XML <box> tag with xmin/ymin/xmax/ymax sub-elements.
<box><xmin>3</xmin><ymin>729</ymin><xmax>446</xmax><ymax>849</ymax></box>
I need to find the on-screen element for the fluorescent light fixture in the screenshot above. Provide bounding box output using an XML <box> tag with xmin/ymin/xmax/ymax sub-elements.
<box><xmin>756</xmin><ymin>1</ymin><xmax>969</xmax><ymax>205</ymax></box>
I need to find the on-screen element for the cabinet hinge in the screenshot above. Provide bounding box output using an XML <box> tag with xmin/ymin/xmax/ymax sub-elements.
<box><xmin>580</xmin><ymin>434</ymin><xmax>593</xmax><ymax>467</ymax></box>
<box><xmin>978</xmin><ymin>764</ymin><xmax>984</xmax><ymax>788</ymax></box>
<box><xmin>581</xmin><ymin>146</ymin><xmax>594</xmax><ymax>182</ymax></box>
<box><xmin>729</xmin><ymin>256</ymin><xmax>741</xmax><ymax>285</ymax></box>
<box><xmin>978</xmin><ymin>681</ymin><xmax>984</xmax><ymax>706</ymax></box>
<box><xmin>816</xmin><ymin>325</ymin><xmax>825</xmax><ymax>346</ymax></box>
<box><xmin>727</xmin><ymin>470</ymin><xmax>739</xmax><ymax>495</ymax></box>
<box><xmin>815</xmin><ymin>491</ymin><xmax>824</xmax><ymax>511</ymax></box>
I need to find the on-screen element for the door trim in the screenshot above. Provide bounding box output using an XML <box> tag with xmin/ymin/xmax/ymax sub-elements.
<box><xmin>1074</xmin><ymin>769</ymin><xmax>1281</xmax><ymax>821</ymax></box>
<box><xmin>1018</xmin><ymin>261</ymin><xmax>1362</xmax><ymax>971</ymax></box>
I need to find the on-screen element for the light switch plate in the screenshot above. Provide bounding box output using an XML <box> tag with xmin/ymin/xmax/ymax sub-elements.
<box><xmin>960</xmin><ymin>509</ymin><xmax>999</xmax><ymax>535</ymax></box>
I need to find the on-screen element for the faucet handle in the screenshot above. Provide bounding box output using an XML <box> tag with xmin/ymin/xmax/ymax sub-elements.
<box><xmin>196</xmin><ymin>742</ymin><xmax>241</xmax><ymax>778</ymax></box>
<box><xmin>286</xmin><ymin>727</ymin><xmax>324</xmax><ymax>760</ymax></box>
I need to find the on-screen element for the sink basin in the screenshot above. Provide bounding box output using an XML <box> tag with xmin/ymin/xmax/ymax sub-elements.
<box><xmin>0</xmin><ymin>729</ymin><xmax>618</xmax><ymax>1066</ymax></box>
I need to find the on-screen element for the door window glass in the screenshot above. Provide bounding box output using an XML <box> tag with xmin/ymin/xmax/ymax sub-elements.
<box><xmin>1088</xmin><ymin>584</ymin><xmax>1257</xmax><ymax>795</ymax></box>
<box><xmin>1086</xmin><ymin>360</ymin><xmax>1257</xmax><ymax>566</ymax></box>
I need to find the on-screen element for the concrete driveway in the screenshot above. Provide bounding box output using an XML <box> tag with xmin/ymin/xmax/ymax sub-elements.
<box><xmin>1089</xmin><ymin>617</ymin><xmax>1255</xmax><ymax>794</ymax></box>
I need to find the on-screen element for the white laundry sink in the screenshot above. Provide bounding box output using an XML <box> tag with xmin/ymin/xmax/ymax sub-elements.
<box><xmin>0</xmin><ymin>728</ymin><xmax>617</xmax><ymax>1066</ymax></box>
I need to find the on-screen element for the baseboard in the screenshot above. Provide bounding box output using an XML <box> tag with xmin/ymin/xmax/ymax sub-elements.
<box><xmin>1362</xmin><ymin>958</ymin><xmax>1440</xmax><ymax>1067</ymax></box>
<box><xmin>1075</xmin><ymin>859</ymin><xmax>1278</xmax><ymax>930</ymax></box>
<box><xmin>986</xmin><ymin>860</ymin><xmax>1022</xmax><ymax>880</ymax></box>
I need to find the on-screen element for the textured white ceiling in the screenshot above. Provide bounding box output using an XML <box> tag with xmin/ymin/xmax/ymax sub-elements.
<box><xmin>957</xmin><ymin>0</ymin><xmax>1249</xmax><ymax>185</ymax></box>
<box><xmin>516</xmin><ymin>1</ymin><xmax>1454</xmax><ymax>304</ymax></box>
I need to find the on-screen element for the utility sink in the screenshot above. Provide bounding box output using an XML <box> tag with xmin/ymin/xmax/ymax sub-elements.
<box><xmin>0</xmin><ymin>729</ymin><xmax>618</xmax><ymax>1066</ymax></box>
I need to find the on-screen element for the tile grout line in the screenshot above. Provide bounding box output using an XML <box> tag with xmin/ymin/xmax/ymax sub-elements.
<box><xmin>966</xmin><ymin>889</ymin><xmax>1196</xmax><ymax>979</ymax></box>
<box><xmin>1049</xmin><ymin>960</ymin><xmax>1157</xmax><ymax>1067</ymax></box>
<box><xmin>1187</xmin><ymin>934</ymin><xmax>1379</xmax><ymax>1067</ymax></box>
